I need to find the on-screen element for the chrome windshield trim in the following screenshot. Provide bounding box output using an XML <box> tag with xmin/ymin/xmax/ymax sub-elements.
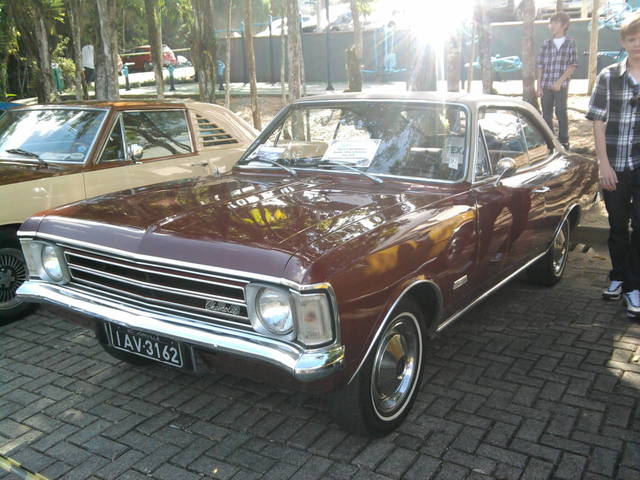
<box><xmin>17</xmin><ymin>281</ymin><xmax>344</xmax><ymax>381</ymax></box>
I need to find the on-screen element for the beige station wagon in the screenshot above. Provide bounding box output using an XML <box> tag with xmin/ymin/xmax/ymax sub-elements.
<box><xmin>0</xmin><ymin>100</ymin><xmax>256</xmax><ymax>321</ymax></box>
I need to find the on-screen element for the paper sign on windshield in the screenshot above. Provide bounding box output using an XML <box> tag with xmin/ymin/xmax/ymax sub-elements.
<box><xmin>322</xmin><ymin>139</ymin><xmax>381</xmax><ymax>168</ymax></box>
<box><xmin>248</xmin><ymin>145</ymin><xmax>286</xmax><ymax>163</ymax></box>
<box><xmin>446</xmin><ymin>136</ymin><xmax>465</xmax><ymax>170</ymax></box>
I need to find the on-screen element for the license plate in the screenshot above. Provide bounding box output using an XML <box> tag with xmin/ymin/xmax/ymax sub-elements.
<box><xmin>106</xmin><ymin>323</ymin><xmax>184</xmax><ymax>368</ymax></box>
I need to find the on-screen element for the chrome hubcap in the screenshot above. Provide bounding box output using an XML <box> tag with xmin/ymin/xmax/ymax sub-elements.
<box><xmin>552</xmin><ymin>224</ymin><xmax>568</xmax><ymax>276</ymax></box>
<box><xmin>0</xmin><ymin>250</ymin><xmax>26</xmax><ymax>309</ymax></box>
<box><xmin>371</xmin><ymin>314</ymin><xmax>421</xmax><ymax>418</ymax></box>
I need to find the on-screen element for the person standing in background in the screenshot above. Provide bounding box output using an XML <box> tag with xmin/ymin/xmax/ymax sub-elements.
<box><xmin>536</xmin><ymin>12</ymin><xmax>577</xmax><ymax>150</ymax></box>
<box><xmin>81</xmin><ymin>44</ymin><xmax>95</xmax><ymax>83</ymax></box>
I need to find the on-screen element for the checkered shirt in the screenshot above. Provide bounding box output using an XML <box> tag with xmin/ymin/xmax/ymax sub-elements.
<box><xmin>536</xmin><ymin>37</ymin><xmax>578</xmax><ymax>88</ymax></box>
<box><xmin>586</xmin><ymin>59</ymin><xmax>640</xmax><ymax>172</ymax></box>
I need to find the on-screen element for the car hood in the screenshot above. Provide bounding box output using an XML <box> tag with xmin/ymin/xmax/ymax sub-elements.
<box><xmin>0</xmin><ymin>161</ymin><xmax>73</xmax><ymax>186</ymax></box>
<box><xmin>31</xmin><ymin>173</ymin><xmax>452</xmax><ymax>280</ymax></box>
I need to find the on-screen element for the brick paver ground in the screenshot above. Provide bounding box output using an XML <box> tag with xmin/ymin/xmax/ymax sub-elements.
<box><xmin>1</xmin><ymin>244</ymin><xmax>639</xmax><ymax>480</ymax></box>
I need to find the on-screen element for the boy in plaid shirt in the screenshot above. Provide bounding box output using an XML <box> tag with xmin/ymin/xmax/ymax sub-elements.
<box><xmin>536</xmin><ymin>12</ymin><xmax>578</xmax><ymax>149</ymax></box>
<box><xmin>586</xmin><ymin>13</ymin><xmax>640</xmax><ymax>319</ymax></box>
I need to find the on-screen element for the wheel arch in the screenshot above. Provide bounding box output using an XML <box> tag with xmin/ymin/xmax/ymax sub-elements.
<box><xmin>346</xmin><ymin>278</ymin><xmax>443</xmax><ymax>385</ymax></box>
<box><xmin>0</xmin><ymin>224</ymin><xmax>21</xmax><ymax>244</ymax></box>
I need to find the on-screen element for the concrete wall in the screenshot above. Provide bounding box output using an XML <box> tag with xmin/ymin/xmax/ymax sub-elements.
<box><xmin>224</xmin><ymin>20</ymin><xmax>623</xmax><ymax>84</ymax></box>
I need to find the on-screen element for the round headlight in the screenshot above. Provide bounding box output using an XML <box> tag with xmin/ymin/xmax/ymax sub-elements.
<box><xmin>257</xmin><ymin>288</ymin><xmax>293</xmax><ymax>334</ymax></box>
<box><xmin>41</xmin><ymin>245</ymin><xmax>63</xmax><ymax>282</ymax></box>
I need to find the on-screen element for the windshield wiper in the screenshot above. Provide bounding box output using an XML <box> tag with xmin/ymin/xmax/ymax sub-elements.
<box><xmin>5</xmin><ymin>148</ymin><xmax>48</xmax><ymax>168</ymax></box>
<box><xmin>315</xmin><ymin>160</ymin><xmax>383</xmax><ymax>184</ymax></box>
<box><xmin>246</xmin><ymin>156</ymin><xmax>298</xmax><ymax>177</ymax></box>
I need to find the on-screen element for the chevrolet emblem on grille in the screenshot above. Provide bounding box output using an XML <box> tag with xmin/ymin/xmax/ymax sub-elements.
<box><xmin>204</xmin><ymin>300</ymin><xmax>241</xmax><ymax>316</ymax></box>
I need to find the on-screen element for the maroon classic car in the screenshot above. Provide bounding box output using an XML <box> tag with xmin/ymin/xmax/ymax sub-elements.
<box><xmin>17</xmin><ymin>93</ymin><xmax>598</xmax><ymax>435</ymax></box>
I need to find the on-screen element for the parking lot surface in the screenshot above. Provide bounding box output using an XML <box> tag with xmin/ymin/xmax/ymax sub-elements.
<box><xmin>1</xmin><ymin>245</ymin><xmax>639</xmax><ymax>480</ymax></box>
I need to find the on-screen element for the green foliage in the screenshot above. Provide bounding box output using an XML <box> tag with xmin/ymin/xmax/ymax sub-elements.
<box><xmin>51</xmin><ymin>36</ymin><xmax>76</xmax><ymax>83</ymax></box>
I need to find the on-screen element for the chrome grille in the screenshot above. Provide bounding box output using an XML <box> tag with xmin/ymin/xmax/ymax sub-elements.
<box><xmin>63</xmin><ymin>248</ymin><xmax>250</xmax><ymax>327</ymax></box>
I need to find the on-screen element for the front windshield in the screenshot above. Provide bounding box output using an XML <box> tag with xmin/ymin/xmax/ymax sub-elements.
<box><xmin>0</xmin><ymin>109</ymin><xmax>106</xmax><ymax>163</ymax></box>
<box><xmin>238</xmin><ymin>103</ymin><xmax>468</xmax><ymax>181</ymax></box>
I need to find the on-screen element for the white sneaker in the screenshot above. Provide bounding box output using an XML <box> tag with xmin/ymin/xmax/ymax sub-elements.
<box><xmin>603</xmin><ymin>280</ymin><xmax>623</xmax><ymax>300</ymax></box>
<box><xmin>623</xmin><ymin>290</ymin><xmax>640</xmax><ymax>318</ymax></box>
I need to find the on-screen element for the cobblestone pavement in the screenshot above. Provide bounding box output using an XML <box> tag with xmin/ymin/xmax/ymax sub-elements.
<box><xmin>1</xmin><ymin>245</ymin><xmax>639</xmax><ymax>480</ymax></box>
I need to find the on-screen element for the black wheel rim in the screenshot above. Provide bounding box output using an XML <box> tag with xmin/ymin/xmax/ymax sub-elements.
<box><xmin>0</xmin><ymin>249</ymin><xmax>27</xmax><ymax>309</ymax></box>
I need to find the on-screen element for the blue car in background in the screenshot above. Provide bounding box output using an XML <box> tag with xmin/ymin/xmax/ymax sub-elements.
<box><xmin>0</xmin><ymin>102</ymin><xmax>18</xmax><ymax>113</ymax></box>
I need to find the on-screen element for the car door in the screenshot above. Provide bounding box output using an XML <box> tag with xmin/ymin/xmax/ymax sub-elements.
<box><xmin>83</xmin><ymin>109</ymin><xmax>208</xmax><ymax>198</ymax></box>
<box><xmin>473</xmin><ymin>107</ymin><xmax>548</xmax><ymax>281</ymax></box>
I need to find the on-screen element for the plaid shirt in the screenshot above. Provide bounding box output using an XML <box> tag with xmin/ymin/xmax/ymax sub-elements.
<box><xmin>586</xmin><ymin>58</ymin><xmax>640</xmax><ymax>172</ymax></box>
<box><xmin>536</xmin><ymin>37</ymin><xmax>578</xmax><ymax>88</ymax></box>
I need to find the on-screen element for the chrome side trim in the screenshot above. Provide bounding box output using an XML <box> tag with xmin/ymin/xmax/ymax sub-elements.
<box><xmin>17</xmin><ymin>281</ymin><xmax>344</xmax><ymax>382</ymax></box>
<box><xmin>347</xmin><ymin>279</ymin><xmax>442</xmax><ymax>385</ymax></box>
<box><xmin>435</xmin><ymin>250</ymin><xmax>547</xmax><ymax>333</ymax></box>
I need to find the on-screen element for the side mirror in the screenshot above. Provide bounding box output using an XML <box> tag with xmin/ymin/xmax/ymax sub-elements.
<box><xmin>128</xmin><ymin>143</ymin><xmax>144</xmax><ymax>162</ymax></box>
<box><xmin>495</xmin><ymin>157</ymin><xmax>517</xmax><ymax>185</ymax></box>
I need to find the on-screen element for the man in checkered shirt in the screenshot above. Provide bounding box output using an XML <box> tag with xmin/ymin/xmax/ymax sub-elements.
<box><xmin>586</xmin><ymin>13</ymin><xmax>640</xmax><ymax>319</ymax></box>
<box><xmin>536</xmin><ymin>12</ymin><xmax>577</xmax><ymax>149</ymax></box>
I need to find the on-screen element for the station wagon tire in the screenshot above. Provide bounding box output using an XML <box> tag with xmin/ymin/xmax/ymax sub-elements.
<box><xmin>0</xmin><ymin>238</ymin><xmax>37</xmax><ymax>324</ymax></box>
<box><xmin>328</xmin><ymin>298</ymin><xmax>425</xmax><ymax>436</ymax></box>
<box><xmin>527</xmin><ymin>218</ymin><xmax>570</xmax><ymax>287</ymax></box>
<box><xmin>95</xmin><ymin>325</ymin><xmax>156</xmax><ymax>366</ymax></box>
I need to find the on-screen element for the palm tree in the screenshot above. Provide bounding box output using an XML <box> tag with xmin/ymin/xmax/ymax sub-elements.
<box><xmin>477</xmin><ymin>0</ymin><xmax>492</xmax><ymax>94</ymax></box>
<box><xmin>95</xmin><ymin>0</ymin><xmax>120</xmax><ymax>100</ymax></box>
<box><xmin>244</xmin><ymin>0</ymin><xmax>261</xmax><ymax>128</ymax></box>
<box><xmin>522</xmin><ymin>0</ymin><xmax>537</xmax><ymax>107</ymax></box>
<box><xmin>286</xmin><ymin>0</ymin><xmax>304</xmax><ymax>102</ymax></box>
<box><xmin>6</xmin><ymin>0</ymin><xmax>63</xmax><ymax>103</ymax></box>
<box><xmin>346</xmin><ymin>0</ymin><xmax>363</xmax><ymax>92</ymax></box>
<box><xmin>64</xmin><ymin>0</ymin><xmax>87</xmax><ymax>100</ymax></box>
<box><xmin>587</xmin><ymin>0</ymin><xmax>600</xmax><ymax>94</ymax></box>
<box><xmin>145</xmin><ymin>0</ymin><xmax>165</xmax><ymax>99</ymax></box>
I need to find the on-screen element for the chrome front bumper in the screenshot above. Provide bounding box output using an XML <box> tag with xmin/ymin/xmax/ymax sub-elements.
<box><xmin>18</xmin><ymin>281</ymin><xmax>345</xmax><ymax>382</ymax></box>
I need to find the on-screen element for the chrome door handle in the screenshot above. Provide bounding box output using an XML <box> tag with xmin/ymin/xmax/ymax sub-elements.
<box><xmin>190</xmin><ymin>161</ymin><xmax>208</xmax><ymax>167</ymax></box>
<box><xmin>533</xmin><ymin>186</ymin><xmax>549</xmax><ymax>193</ymax></box>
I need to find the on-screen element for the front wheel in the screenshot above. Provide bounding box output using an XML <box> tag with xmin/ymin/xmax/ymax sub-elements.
<box><xmin>527</xmin><ymin>217</ymin><xmax>570</xmax><ymax>286</ymax></box>
<box><xmin>0</xmin><ymin>243</ymin><xmax>37</xmax><ymax>324</ymax></box>
<box><xmin>328</xmin><ymin>298</ymin><xmax>426</xmax><ymax>436</ymax></box>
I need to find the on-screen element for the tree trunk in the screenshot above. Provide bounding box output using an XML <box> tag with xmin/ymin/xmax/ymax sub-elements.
<box><xmin>477</xmin><ymin>0</ymin><xmax>492</xmax><ymax>94</ymax></box>
<box><xmin>95</xmin><ymin>0</ymin><xmax>120</xmax><ymax>100</ymax></box>
<box><xmin>225</xmin><ymin>0</ymin><xmax>232</xmax><ymax>109</ymax></box>
<box><xmin>446</xmin><ymin>33</ymin><xmax>462</xmax><ymax>92</ymax></box>
<box><xmin>408</xmin><ymin>41</ymin><xmax>436</xmax><ymax>91</ymax></box>
<box><xmin>65</xmin><ymin>0</ymin><xmax>87</xmax><ymax>100</ymax></box>
<box><xmin>145</xmin><ymin>0</ymin><xmax>164</xmax><ymax>99</ymax></box>
<box><xmin>244</xmin><ymin>0</ymin><xmax>261</xmax><ymax>129</ymax></box>
<box><xmin>315</xmin><ymin>0</ymin><xmax>322</xmax><ymax>31</ymax></box>
<box><xmin>346</xmin><ymin>0</ymin><xmax>363</xmax><ymax>92</ymax></box>
<box><xmin>587</xmin><ymin>0</ymin><xmax>600</xmax><ymax>94</ymax></box>
<box><xmin>33</xmin><ymin>2</ymin><xmax>58</xmax><ymax>103</ymax></box>
<box><xmin>0</xmin><ymin>5</ymin><xmax>10</xmax><ymax>101</ymax></box>
<box><xmin>286</xmin><ymin>0</ymin><xmax>305</xmax><ymax>102</ymax></box>
<box><xmin>191</xmin><ymin>0</ymin><xmax>217</xmax><ymax>103</ymax></box>
<box><xmin>522</xmin><ymin>0</ymin><xmax>538</xmax><ymax>108</ymax></box>
<box><xmin>278</xmin><ymin>0</ymin><xmax>287</xmax><ymax>103</ymax></box>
